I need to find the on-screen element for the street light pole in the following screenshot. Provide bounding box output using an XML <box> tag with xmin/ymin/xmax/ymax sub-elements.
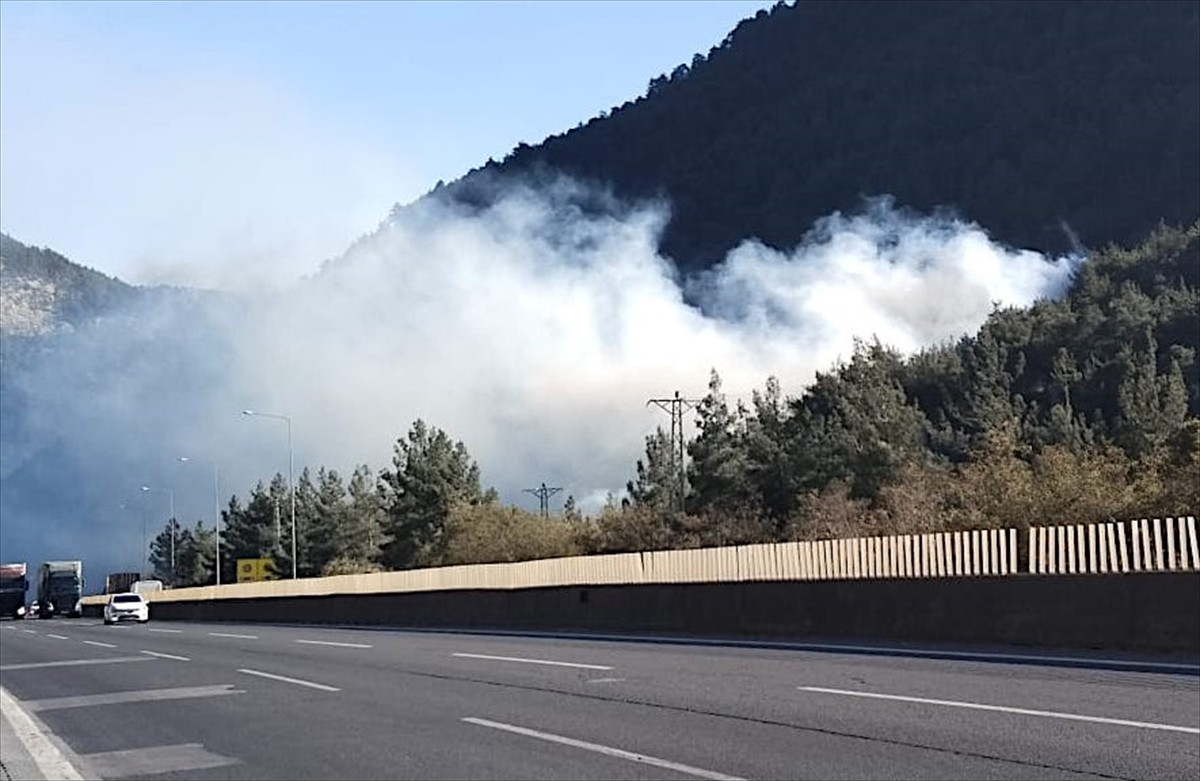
<box><xmin>117</xmin><ymin>502</ymin><xmax>138</xmax><ymax>574</ymax></box>
<box><xmin>243</xmin><ymin>409</ymin><xmax>297</xmax><ymax>579</ymax></box>
<box><xmin>179</xmin><ymin>456</ymin><xmax>223</xmax><ymax>586</ymax></box>
<box><xmin>141</xmin><ymin>485</ymin><xmax>175</xmax><ymax>586</ymax></box>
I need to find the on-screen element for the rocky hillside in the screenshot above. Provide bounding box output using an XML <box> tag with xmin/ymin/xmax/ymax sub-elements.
<box><xmin>0</xmin><ymin>232</ymin><xmax>137</xmax><ymax>338</ymax></box>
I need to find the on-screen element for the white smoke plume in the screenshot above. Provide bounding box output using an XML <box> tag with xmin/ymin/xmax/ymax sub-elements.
<box><xmin>1</xmin><ymin>181</ymin><xmax>1080</xmax><ymax>578</ymax></box>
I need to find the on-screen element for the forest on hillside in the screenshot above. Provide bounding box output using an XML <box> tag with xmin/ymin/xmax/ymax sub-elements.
<box><xmin>150</xmin><ymin>224</ymin><xmax>1200</xmax><ymax>586</ymax></box>
<box><xmin>438</xmin><ymin>0</ymin><xmax>1199</xmax><ymax>272</ymax></box>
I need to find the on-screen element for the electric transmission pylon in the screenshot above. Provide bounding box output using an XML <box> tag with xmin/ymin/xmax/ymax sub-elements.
<box><xmin>647</xmin><ymin>390</ymin><xmax>700</xmax><ymax>513</ymax></box>
<box><xmin>523</xmin><ymin>482</ymin><xmax>563</xmax><ymax>518</ymax></box>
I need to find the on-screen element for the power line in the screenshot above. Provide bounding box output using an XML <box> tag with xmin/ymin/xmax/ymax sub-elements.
<box><xmin>523</xmin><ymin>482</ymin><xmax>563</xmax><ymax>518</ymax></box>
<box><xmin>647</xmin><ymin>390</ymin><xmax>701</xmax><ymax>513</ymax></box>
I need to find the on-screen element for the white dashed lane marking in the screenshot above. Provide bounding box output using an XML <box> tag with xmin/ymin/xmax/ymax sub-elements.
<box><xmin>237</xmin><ymin>669</ymin><xmax>339</xmax><ymax>692</ymax></box>
<box><xmin>797</xmin><ymin>687</ymin><xmax>1200</xmax><ymax>735</ymax></box>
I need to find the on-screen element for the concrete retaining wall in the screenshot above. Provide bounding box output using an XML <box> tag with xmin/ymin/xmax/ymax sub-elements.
<box><xmin>143</xmin><ymin>571</ymin><xmax>1200</xmax><ymax>654</ymax></box>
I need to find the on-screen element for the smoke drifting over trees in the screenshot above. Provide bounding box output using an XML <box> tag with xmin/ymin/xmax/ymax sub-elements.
<box><xmin>2</xmin><ymin>183</ymin><xmax>1095</xmax><ymax>579</ymax></box>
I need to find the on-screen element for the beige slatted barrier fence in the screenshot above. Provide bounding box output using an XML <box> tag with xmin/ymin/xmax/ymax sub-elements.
<box><xmin>1027</xmin><ymin>517</ymin><xmax>1199</xmax><ymax>574</ymax></box>
<box><xmin>82</xmin><ymin>516</ymin><xmax>1197</xmax><ymax>607</ymax></box>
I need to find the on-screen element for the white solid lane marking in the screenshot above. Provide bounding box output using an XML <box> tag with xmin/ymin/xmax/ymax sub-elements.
<box><xmin>237</xmin><ymin>669</ymin><xmax>340</xmax><ymax>692</ymax></box>
<box><xmin>1</xmin><ymin>657</ymin><xmax>152</xmax><ymax>671</ymax></box>
<box><xmin>0</xmin><ymin>686</ymin><xmax>85</xmax><ymax>780</ymax></box>
<box><xmin>83</xmin><ymin>640</ymin><xmax>116</xmax><ymax>648</ymax></box>
<box><xmin>455</xmin><ymin>630</ymin><xmax>1200</xmax><ymax>674</ymax></box>
<box><xmin>81</xmin><ymin>743</ymin><xmax>238</xmax><ymax>777</ymax></box>
<box><xmin>587</xmin><ymin>677</ymin><xmax>627</xmax><ymax>684</ymax></box>
<box><xmin>24</xmin><ymin>685</ymin><xmax>242</xmax><ymax>712</ymax></box>
<box><xmin>148</xmin><ymin>628</ymin><xmax>183</xmax><ymax>634</ymax></box>
<box><xmin>798</xmin><ymin>687</ymin><xmax>1200</xmax><ymax>735</ymax></box>
<box><xmin>20</xmin><ymin>629</ymin><xmax>37</xmax><ymax>634</ymax></box>
<box><xmin>452</xmin><ymin>652</ymin><xmax>612</xmax><ymax>671</ymax></box>
<box><xmin>140</xmin><ymin>650</ymin><xmax>190</xmax><ymax>661</ymax></box>
<box><xmin>294</xmin><ymin>639</ymin><xmax>373</xmax><ymax>648</ymax></box>
<box><xmin>463</xmin><ymin>717</ymin><xmax>745</xmax><ymax>781</ymax></box>
<box><xmin>208</xmin><ymin>632</ymin><xmax>257</xmax><ymax>639</ymax></box>
<box><xmin>46</xmin><ymin>634</ymin><xmax>69</xmax><ymax>640</ymax></box>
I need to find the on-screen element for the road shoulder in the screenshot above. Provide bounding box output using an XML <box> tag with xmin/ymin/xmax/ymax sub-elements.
<box><xmin>0</xmin><ymin>685</ymin><xmax>90</xmax><ymax>781</ymax></box>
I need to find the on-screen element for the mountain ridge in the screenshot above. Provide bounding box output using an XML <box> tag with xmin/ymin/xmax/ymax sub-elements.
<box><xmin>428</xmin><ymin>0</ymin><xmax>1198</xmax><ymax>272</ymax></box>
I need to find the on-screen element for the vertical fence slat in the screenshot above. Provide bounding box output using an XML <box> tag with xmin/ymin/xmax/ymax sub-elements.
<box><xmin>1188</xmin><ymin>517</ymin><xmax>1199</xmax><ymax>570</ymax></box>
<box><xmin>1166</xmin><ymin>517</ymin><xmax>1177</xmax><ymax>570</ymax></box>
<box><xmin>1153</xmin><ymin>518</ymin><xmax>1165</xmax><ymax>571</ymax></box>
<box><xmin>1176</xmin><ymin>518</ymin><xmax>1188</xmax><ymax>570</ymax></box>
<box><xmin>1087</xmin><ymin>524</ymin><xmax>1097</xmax><ymax>574</ymax></box>
<box><xmin>1107</xmin><ymin>522</ymin><xmax>1119</xmax><ymax>573</ymax></box>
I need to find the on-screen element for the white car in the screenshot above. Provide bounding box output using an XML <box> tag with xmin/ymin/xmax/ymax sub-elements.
<box><xmin>103</xmin><ymin>592</ymin><xmax>149</xmax><ymax>625</ymax></box>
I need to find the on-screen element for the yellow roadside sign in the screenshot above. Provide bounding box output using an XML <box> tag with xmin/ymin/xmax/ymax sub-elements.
<box><xmin>236</xmin><ymin>558</ymin><xmax>274</xmax><ymax>583</ymax></box>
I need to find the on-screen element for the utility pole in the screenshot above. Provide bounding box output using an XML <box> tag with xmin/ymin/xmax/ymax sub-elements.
<box><xmin>523</xmin><ymin>483</ymin><xmax>563</xmax><ymax>519</ymax></box>
<box><xmin>647</xmin><ymin>390</ymin><xmax>700</xmax><ymax>514</ymax></box>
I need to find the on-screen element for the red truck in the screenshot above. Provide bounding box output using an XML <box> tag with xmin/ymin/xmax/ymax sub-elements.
<box><xmin>1</xmin><ymin>563</ymin><xmax>29</xmax><ymax>619</ymax></box>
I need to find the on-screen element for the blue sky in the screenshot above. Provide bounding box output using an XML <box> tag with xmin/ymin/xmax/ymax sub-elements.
<box><xmin>0</xmin><ymin>0</ymin><xmax>773</xmax><ymax>287</ymax></box>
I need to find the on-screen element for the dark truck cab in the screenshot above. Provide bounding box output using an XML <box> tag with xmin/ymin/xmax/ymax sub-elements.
<box><xmin>37</xmin><ymin>561</ymin><xmax>84</xmax><ymax>618</ymax></box>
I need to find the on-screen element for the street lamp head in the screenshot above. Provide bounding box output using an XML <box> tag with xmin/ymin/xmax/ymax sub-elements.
<box><xmin>178</xmin><ymin>456</ymin><xmax>190</xmax><ymax>463</ymax></box>
<box><xmin>242</xmin><ymin>409</ymin><xmax>255</xmax><ymax>416</ymax></box>
<box><xmin>140</xmin><ymin>485</ymin><xmax>150</xmax><ymax>492</ymax></box>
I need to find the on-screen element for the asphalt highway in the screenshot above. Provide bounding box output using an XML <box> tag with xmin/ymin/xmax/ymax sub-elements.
<box><xmin>1</xmin><ymin>619</ymin><xmax>1197</xmax><ymax>780</ymax></box>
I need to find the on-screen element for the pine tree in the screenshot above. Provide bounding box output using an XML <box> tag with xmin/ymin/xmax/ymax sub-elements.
<box><xmin>219</xmin><ymin>478</ymin><xmax>284</xmax><ymax>583</ymax></box>
<box><xmin>174</xmin><ymin>521</ymin><xmax>216</xmax><ymax>587</ymax></box>
<box><xmin>687</xmin><ymin>369</ymin><xmax>755</xmax><ymax>516</ymax></box>
<box><xmin>1117</xmin><ymin>340</ymin><xmax>1189</xmax><ymax>456</ymax></box>
<box><xmin>346</xmin><ymin>464</ymin><xmax>386</xmax><ymax>566</ymax></box>
<box><xmin>307</xmin><ymin>467</ymin><xmax>350</xmax><ymax>578</ymax></box>
<box><xmin>624</xmin><ymin>427</ymin><xmax>678</xmax><ymax>513</ymax></box>
<box><xmin>148</xmin><ymin>518</ymin><xmax>182</xmax><ymax>585</ymax></box>
<box><xmin>378</xmin><ymin>420</ymin><xmax>490</xmax><ymax>569</ymax></box>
